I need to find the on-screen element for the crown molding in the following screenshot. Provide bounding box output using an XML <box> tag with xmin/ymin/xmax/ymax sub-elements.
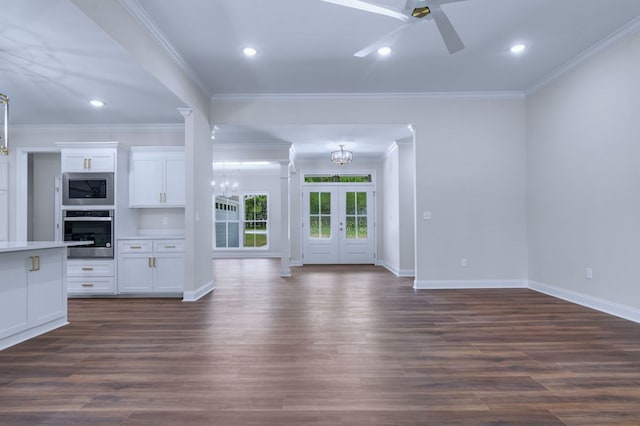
<box><xmin>526</xmin><ymin>15</ymin><xmax>640</xmax><ymax>96</ymax></box>
<box><xmin>118</xmin><ymin>0</ymin><xmax>211</xmax><ymax>97</ymax></box>
<box><xmin>12</xmin><ymin>124</ymin><xmax>183</xmax><ymax>133</ymax></box>
<box><xmin>211</xmin><ymin>91</ymin><xmax>525</xmax><ymax>103</ymax></box>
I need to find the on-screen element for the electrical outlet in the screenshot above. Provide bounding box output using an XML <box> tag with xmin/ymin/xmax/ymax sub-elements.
<box><xmin>586</xmin><ymin>267</ymin><xmax>593</xmax><ymax>279</ymax></box>
<box><xmin>461</xmin><ymin>258</ymin><xmax>468</xmax><ymax>268</ymax></box>
<box><xmin>423</xmin><ymin>211</ymin><xmax>432</xmax><ymax>220</ymax></box>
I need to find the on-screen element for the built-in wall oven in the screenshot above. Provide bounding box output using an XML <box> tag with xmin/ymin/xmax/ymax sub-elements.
<box><xmin>62</xmin><ymin>172</ymin><xmax>114</xmax><ymax>206</ymax></box>
<box><xmin>63</xmin><ymin>210</ymin><xmax>114</xmax><ymax>258</ymax></box>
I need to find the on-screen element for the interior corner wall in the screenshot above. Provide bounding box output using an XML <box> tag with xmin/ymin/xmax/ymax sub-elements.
<box><xmin>211</xmin><ymin>95</ymin><xmax>528</xmax><ymax>284</ymax></box>
<box><xmin>382</xmin><ymin>145</ymin><xmax>401</xmax><ymax>273</ymax></box>
<box><xmin>526</xmin><ymin>30</ymin><xmax>640</xmax><ymax>311</ymax></box>
<box><xmin>397</xmin><ymin>139</ymin><xmax>415</xmax><ymax>275</ymax></box>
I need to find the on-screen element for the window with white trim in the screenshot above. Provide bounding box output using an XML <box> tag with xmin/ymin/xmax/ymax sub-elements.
<box><xmin>214</xmin><ymin>193</ymin><xmax>268</xmax><ymax>249</ymax></box>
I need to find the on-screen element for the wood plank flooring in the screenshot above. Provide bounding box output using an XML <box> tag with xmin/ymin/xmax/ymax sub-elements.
<box><xmin>1</xmin><ymin>259</ymin><xmax>640</xmax><ymax>425</ymax></box>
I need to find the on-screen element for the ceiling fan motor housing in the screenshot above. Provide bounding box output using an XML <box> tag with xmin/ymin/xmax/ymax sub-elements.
<box><xmin>412</xmin><ymin>6</ymin><xmax>431</xmax><ymax>18</ymax></box>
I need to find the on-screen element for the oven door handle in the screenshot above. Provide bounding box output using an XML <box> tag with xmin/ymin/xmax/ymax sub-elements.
<box><xmin>63</xmin><ymin>217</ymin><xmax>112</xmax><ymax>221</ymax></box>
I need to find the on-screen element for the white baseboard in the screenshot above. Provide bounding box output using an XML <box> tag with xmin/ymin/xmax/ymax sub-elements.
<box><xmin>382</xmin><ymin>263</ymin><xmax>415</xmax><ymax>277</ymax></box>
<box><xmin>290</xmin><ymin>259</ymin><xmax>303</xmax><ymax>267</ymax></box>
<box><xmin>528</xmin><ymin>280</ymin><xmax>640</xmax><ymax>324</ymax></box>
<box><xmin>0</xmin><ymin>318</ymin><xmax>68</xmax><ymax>351</ymax></box>
<box><xmin>413</xmin><ymin>279</ymin><xmax>527</xmax><ymax>290</ymax></box>
<box><xmin>183</xmin><ymin>281</ymin><xmax>214</xmax><ymax>302</ymax></box>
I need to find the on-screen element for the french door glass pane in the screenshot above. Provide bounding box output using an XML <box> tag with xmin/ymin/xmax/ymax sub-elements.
<box><xmin>344</xmin><ymin>192</ymin><xmax>367</xmax><ymax>240</ymax></box>
<box><xmin>356</xmin><ymin>192</ymin><xmax>367</xmax><ymax>215</ymax></box>
<box><xmin>310</xmin><ymin>192</ymin><xmax>331</xmax><ymax>239</ymax></box>
<box><xmin>346</xmin><ymin>192</ymin><xmax>355</xmax><ymax>215</ymax></box>
<box><xmin>321</xmin><ymin>216</ymin><xmax>331</xmax><ymax>238</ymax></box>
<box><xmin>320</xmin><ymin>192</ymin><xmax>331</xmax><ymax>214</ymax></box>
<box><xmin>357</xmin><ymin>217</ymin><xmax>368</xmax><ymax>238</ymax></box>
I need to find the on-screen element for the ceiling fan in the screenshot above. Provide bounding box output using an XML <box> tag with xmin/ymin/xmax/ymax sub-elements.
<box><xmin>320</xmin><ymin>0</ymin><xmax>466</xmax><ymax>56</ymax></box>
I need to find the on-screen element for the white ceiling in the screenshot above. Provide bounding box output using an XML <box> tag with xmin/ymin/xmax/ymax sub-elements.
<box><xmin>2</xmin><ymin>0</ymin><xmax>640</xmax><ymax>158</ymax></box>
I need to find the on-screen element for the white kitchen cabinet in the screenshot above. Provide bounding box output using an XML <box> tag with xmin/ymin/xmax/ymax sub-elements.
<box><xmin>0</xmin><ymin>159</ymin><xmax>7</xmax><ymax>190</ymax></box>
<box><xmin>129</xmin><ymin>148</ymin><xmax>185</xmax><ymax>208</ymax></box>
<box><xmin>67</xmin><ymin>259</ymin><xmax>116</xmax><ymax>296</ymax></box>
<box><xmin>0</xmin><ymin>159</ymin><xmax>7</xmax><ymax>241</ymax></box>
<box><xmin>0</xmin><ymin>247</ymin><xmax>66</xmax><ymax>348</ymax></box>
<box><xmin>61</xmin><ymin>149</ymin><xmax>115</xmax><ymax>172</ymax></box>
<box><xmin>0</xmin><ymin>191</ymin><xmax>7</xmax><ymax>242</ymax></box>
<box><xmin>117</xmin><ymin>239</ymin><xmax>184</xmax><ymax>294</ymax></box>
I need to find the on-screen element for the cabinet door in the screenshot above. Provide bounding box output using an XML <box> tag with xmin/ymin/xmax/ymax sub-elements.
<box><xmin>0</xmin><ymin>252</ymin><xmax>29</xmax><ymax>340</ymax></box>
<box><xmin>0</xmin><ymin>191</ymin><xmax>7</xmax><ymax>242</ymax></box>
<box><xmin>0</xmin><ymin>159</ymin><xmax>8</xmax><ymax>190</ymax></box>
<box><xmin>163</xmin><ymin>156</ymin><xmax>185</xmax><ymax>207</ymax></box>
<box><xmin>28</xmin><ymin>250</ymin><xmax>65</xmax><ymax>326</ymax></box>
<box><xmin>86</xmin><ymin>152</ymin><xmax>115</xmax><ymax>172</ymax></box>
<box><xmin>118</xmin><ymin>254</ymin><xmax>154</xmax><ymax>293</ymax></box>
<box><xmin>61</xmin><ymin>151</ymin><xmax>89</xmax><ymax>172</ymax></box>
<box><xmin>153</xmin><ymin>253</ymin><xmax>184</xmax><ymax>293</ymax></box>
<box><xmin>129</xmin><ymin>157</ymin><xmax>163</xmax><ymax>207</ymax></box>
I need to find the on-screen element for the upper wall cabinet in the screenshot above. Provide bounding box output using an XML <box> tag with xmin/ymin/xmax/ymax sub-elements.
<box><xmin>129</xmin><ymin>147</ymin><xmax>185</xmax><ymax>208</ymax></box>
<box><xmin>61</xmin><ymin>149</ymin><xmax>115</xmax><ymax>173</ymax></box>
<box><xmin>0</xmin><ymin>158</ymin><xmax>8</xmax><ymax>241</ymax></box>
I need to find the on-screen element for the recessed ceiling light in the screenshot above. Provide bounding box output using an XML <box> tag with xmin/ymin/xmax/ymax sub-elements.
<box><xmin>377</xmin><ymin>46</ymin><xmax>392</xmax><ymax>56</ymax></box>
<box><xmin>243</xmin><ymin>47</ymin><xmax>257</xmax><ymax>57</ymax></box>
<box><xmin>89</xmin><ymin>99</ymin><xmax>104</xmax><ymax>108</ymax></box>
<box><xmin>510</xmin><ymin>44</ymin><xmax>526</xmax><ymax>54</ymax></box>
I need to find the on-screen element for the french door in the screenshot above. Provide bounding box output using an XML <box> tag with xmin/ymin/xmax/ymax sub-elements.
<box><xmin>302</xmin><ymin>185</ymin><xmax>375</xmax><ymax>264</ymax></box>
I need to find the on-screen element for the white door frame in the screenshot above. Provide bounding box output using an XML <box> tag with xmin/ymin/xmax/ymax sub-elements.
<box><xmin>15</xmin><ymin>147</ymin><xmax>61</xmax><ymax>241</ymax></box>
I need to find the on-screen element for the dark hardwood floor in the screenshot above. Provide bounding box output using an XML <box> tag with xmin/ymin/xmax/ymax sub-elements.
<box><xmin>1</xmin><ymin>259</ymin><xmax>640</xmax><ymax>425</ymax></box>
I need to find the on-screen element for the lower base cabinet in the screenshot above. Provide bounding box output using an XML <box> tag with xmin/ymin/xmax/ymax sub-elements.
<box><xmin>117</xmin><ymin>239</ymin><xmax>183</xmax><ymax>294</ymax></box>
<box><xmin>1</xmin><ymin>247</ymin><xmax>66</xmax><ymax>349</ymax></box>
<box><xmin>67</xmin><ymin>259</ymin><xmax>116</xmax><ymax>296</ymax></box>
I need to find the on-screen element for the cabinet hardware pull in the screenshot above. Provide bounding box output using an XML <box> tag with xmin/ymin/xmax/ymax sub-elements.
<box><xmin>83</xmin><ymin>158</ymin><xmax>87</xmax><ymax>169</ymax></box>
<box><xmin>130</xmin><ymin>246</ymin><xmax>142</xmax><ymax>249</ymax></box>
<box><xmin>163</xmin><ymin>193</ymin><xmax>167</xmax><ymax>203</ymax></box>
<box><xmin>148</xmin><ymin>257</ymin><xmax>153</xmax><ymax>268</ymax></box>
<box><xmin>153</xmin><ymin>257</ymin><xmax>157</xmax><ymax>268</ymax></box>
<box><xmin>36</xmin><ymin>256</ymin><xmax>40</xmax><ymax>271</ymax></box>
<box><xmin>29</xmin><ymin>256</ymin><xmax>36</xmax><ymax>271</ymax></box>
<box><xmin>159</xmin><ymin>192</ymin><xmax>163</xmax><ymax>203</ymax></box>
<box><xmin>82</xmin><ymin>267</ymin><xmax>94</xmax><ymax>271</ymax></box>
<box><xmin>82</xmin><ymin>283</ymin><xmax>94</xmax><ymax>287</ymax></box>
<box><xmin>88</xmin><ymin>158</ymin><xmax>92</xmax><ymax>169</ymax></box>
<box><xmin>164</xmin><ymin>245</ymin><xmax>176</xmax><ymax>249</ymax></box>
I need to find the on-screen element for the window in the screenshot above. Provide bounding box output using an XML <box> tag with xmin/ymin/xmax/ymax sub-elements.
<box><xmin>214</xmin><ymin>193</ymin><xmax>268</xmax><ymax>249</ymax></box>
<box><xmin>304</xmin><ymin>174</ymin><xmax>372</xmax><ymax>183</ymax></box>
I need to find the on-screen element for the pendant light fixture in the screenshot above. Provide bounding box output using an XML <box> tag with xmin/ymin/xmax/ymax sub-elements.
<box><xmin>331</xmin><ymin>144</ymin><xmax>353</xmax><ymax>166</ymax></box>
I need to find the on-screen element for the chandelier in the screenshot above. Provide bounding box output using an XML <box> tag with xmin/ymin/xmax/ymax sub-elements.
<box><xmin>331</xmin><ymin>144</ymin><xmax>353</xmax><ymax>165</ymax></box>
<box><xmin>1</xmin><ymin>93</ymin><xmax>8</xmax><ymax>155</ymax></box>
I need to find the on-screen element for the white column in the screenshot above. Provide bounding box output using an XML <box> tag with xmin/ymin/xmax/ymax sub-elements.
<box><xmin>279</xmin><ymin>161</ymin><xmax>291</xmax><ymax>277</ymax></box>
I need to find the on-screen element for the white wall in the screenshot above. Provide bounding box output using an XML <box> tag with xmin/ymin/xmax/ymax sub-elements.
<box><xmin>527</xmin><ymin>31</ymin><xmax>640</xmax><ymax>313</ymax></box>
<box><xmin>211</xmin><ymin>96</ymin><xmax>528</xmax><ymax>286</ymax></box>
<box><xmin>28</xmin><ymin>153</ymin><xmax>60</xmax><ymax>241</ymax></box>
<box><xmin>211</xmin><ymin>168</ymin><xmax>282</xmax><ymax>258</ymax></box>
<box><xmin>382</xmin><ymin>145</ymin><xmax>401</xmax><ymax>273</ymax></box>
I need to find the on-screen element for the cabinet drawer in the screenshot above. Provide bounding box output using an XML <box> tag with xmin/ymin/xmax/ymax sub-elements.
<box><xmin>153</xmin><ymin>240</ymin><xmax>184</xmax><ymax>252</ymax></box>
<box><xmin>118</xmin><ymin>240</ymin><xmax>153</xmax><ymax>253</ymax></box>
<box><xmin>67</xmin><ymin>260</ymin><xmax>114</xmax><ymax>277</ymax></box>
<box><xmin>67</xmin><ymin>277</ymin><xmax>116</xmax><ymax>294</ymax></box>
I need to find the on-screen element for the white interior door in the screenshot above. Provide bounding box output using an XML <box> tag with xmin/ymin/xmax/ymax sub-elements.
<box><xmin>303</xmin><ymin>185</ymin><xmax>375</xmax><ymax>264</ymax></box>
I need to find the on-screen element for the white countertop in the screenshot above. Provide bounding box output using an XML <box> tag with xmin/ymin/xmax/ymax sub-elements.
<box><xmin>0</xmin><ymin>241</ymin><xmax>93</xmax><ymax>254</ymax></box>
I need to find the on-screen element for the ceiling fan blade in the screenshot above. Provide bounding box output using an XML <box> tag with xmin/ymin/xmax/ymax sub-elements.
<box><xmin>354</xmin><ymin>24</ymin><xmax>410</xmax><ymax>57</ymax></box>
<box><xmin>319</xmin><ymin>0</ymin><xmax>409</xmax><ymax>22</ymax></box>
<box><xmin>429</xmin><ymin>4</ymin><xmax>464</xmax><ymax>54</ymax></box>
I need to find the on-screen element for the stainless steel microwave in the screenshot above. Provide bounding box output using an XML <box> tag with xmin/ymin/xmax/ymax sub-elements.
<box><xmin>62</xmin><ymin>172</ymin><xmax>114</xmax><ymax>206</ymax></box>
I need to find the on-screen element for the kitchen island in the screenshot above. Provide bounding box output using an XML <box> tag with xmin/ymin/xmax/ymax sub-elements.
<box><xmin>0</xmin><ymin>241</ymin><xmax>90</xmax><ymax>350</ymax></box>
